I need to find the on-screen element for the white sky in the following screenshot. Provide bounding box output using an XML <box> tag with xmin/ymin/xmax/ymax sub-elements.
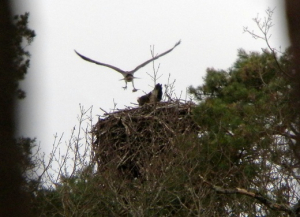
<box><xmin>12</xmin><ymin>1</ymin><xmax>289</xmax><ymax>154</ymax></box>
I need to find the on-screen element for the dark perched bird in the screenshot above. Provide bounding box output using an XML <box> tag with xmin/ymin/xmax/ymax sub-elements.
<box><xmin>137</xmin><ymin>83</ymin><xmax>162</xmax><ymax>106</ymax></box>
<box><xmin>74</xmin><ymin>40</ymin><xmax>180</xmax><ymax>92</ymax></box>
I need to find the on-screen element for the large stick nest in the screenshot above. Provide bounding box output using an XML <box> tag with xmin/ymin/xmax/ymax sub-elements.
<box><xmin>91</xmin><ymin>101</ymin><xmax>200</xmax><ymax>179</ymax></box>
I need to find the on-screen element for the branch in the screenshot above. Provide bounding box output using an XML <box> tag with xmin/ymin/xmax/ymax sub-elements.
<box><xmin>243</xmin><ymin>8</ymin><xmax>293</xmax><ymax>78</ymax></box>
<box><xmin>199</xmin><ymin>175</ymin><xmax>297</xmax><ymax>216</ymax></box>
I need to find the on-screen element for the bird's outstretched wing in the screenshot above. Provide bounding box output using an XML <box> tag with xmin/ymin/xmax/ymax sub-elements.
<box><xmin>75</xmin><ymin>40</ymin><xmax>180</xmax><ymax>75</ymax></box>
<box><xmin>74</xmin><ymin>50</ymin><xmax>125</xmax><ymax>74</ymax></box>
<box><xmin>130</xmin><ymin>40</ymin><xmax>181</xmax><ymax>73</ymax></box>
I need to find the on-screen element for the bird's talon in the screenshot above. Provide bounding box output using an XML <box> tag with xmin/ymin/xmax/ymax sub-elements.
<box><xmin>132</xmin><ymin>88</ymin><xmax>138</xmax><ymax>92</ymax></box>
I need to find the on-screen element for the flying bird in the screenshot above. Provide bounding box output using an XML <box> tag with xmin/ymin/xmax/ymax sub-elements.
<box><xmin>137</xmin><ymin>83</ymin><xmax>163</xmax><ymax>106</ymax></box>
<box><xmin>74</xmin><ymin>40</ymin><xmax>180</xmax><ymax>92</ymax></box>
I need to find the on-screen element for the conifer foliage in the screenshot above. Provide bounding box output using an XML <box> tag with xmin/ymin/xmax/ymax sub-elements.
<box><xmin>11</xmin><ymin>12</ymin><xmax>36</xmax><ymax>99</ymax></box>
<box><xmin>189</xmin><ymin>48</ymin><xmax>299</xmax><ymax>216</ymax></box>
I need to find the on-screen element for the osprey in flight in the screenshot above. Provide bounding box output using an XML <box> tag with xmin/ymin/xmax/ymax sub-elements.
<box><xmin>74</xmin><ymin>40</ymin><xmax>180</xmax><ymax>92</ymax></box>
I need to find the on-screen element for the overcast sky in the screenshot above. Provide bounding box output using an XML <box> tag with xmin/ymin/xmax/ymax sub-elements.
<box><xmin>12</xmin><ymin>1</ymin><xmax>289</xmax><ymax>153</ymax></box>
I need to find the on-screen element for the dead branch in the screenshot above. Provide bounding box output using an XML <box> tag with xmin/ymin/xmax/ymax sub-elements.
<box><xmin>243</xmin><ymin>8</ymin><xmax>292</xmax><ymax>78</ymax></box>
<box><xmin>199</xmin><ymin>175</ymin><xmax>298</xmax><ymax>216</ymax></box>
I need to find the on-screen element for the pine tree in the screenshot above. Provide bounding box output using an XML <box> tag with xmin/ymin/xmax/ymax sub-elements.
<box><xmin>189</xmin><ymin>48</ymin><xmax>299</xmax><ymax>216</ymax></box>
<box><xmin>11</xmin><ymin>12</ymin><xmax>36</xmax><ymax>99</ymax></box>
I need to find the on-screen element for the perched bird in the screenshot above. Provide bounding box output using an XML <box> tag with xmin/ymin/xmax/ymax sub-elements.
<box><xmin>137</xmin><ymin>83</ymin><xmax>163</xmax><ymax>106</ymax></box>
<box><xmin>74</xmin><ymin>40</ymin><xmax>180</xmax><ymax>92</ymax></box>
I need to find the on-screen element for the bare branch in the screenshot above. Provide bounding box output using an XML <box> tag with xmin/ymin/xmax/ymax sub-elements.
<box><xmin>243</xmin><ymin>7</ymin><xmax>292</xmax><ymax>78</ymax></box>
<box><xmin>199</xmin><ymin>175</ymin><xmax>297</xmax><ymax>216</ymax></box>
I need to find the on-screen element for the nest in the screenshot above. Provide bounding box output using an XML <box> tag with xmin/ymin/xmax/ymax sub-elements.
<box><xmin>91</xmin><ymin>100</ymin><xmax>200</xmax><ymax>179</ymax></box>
